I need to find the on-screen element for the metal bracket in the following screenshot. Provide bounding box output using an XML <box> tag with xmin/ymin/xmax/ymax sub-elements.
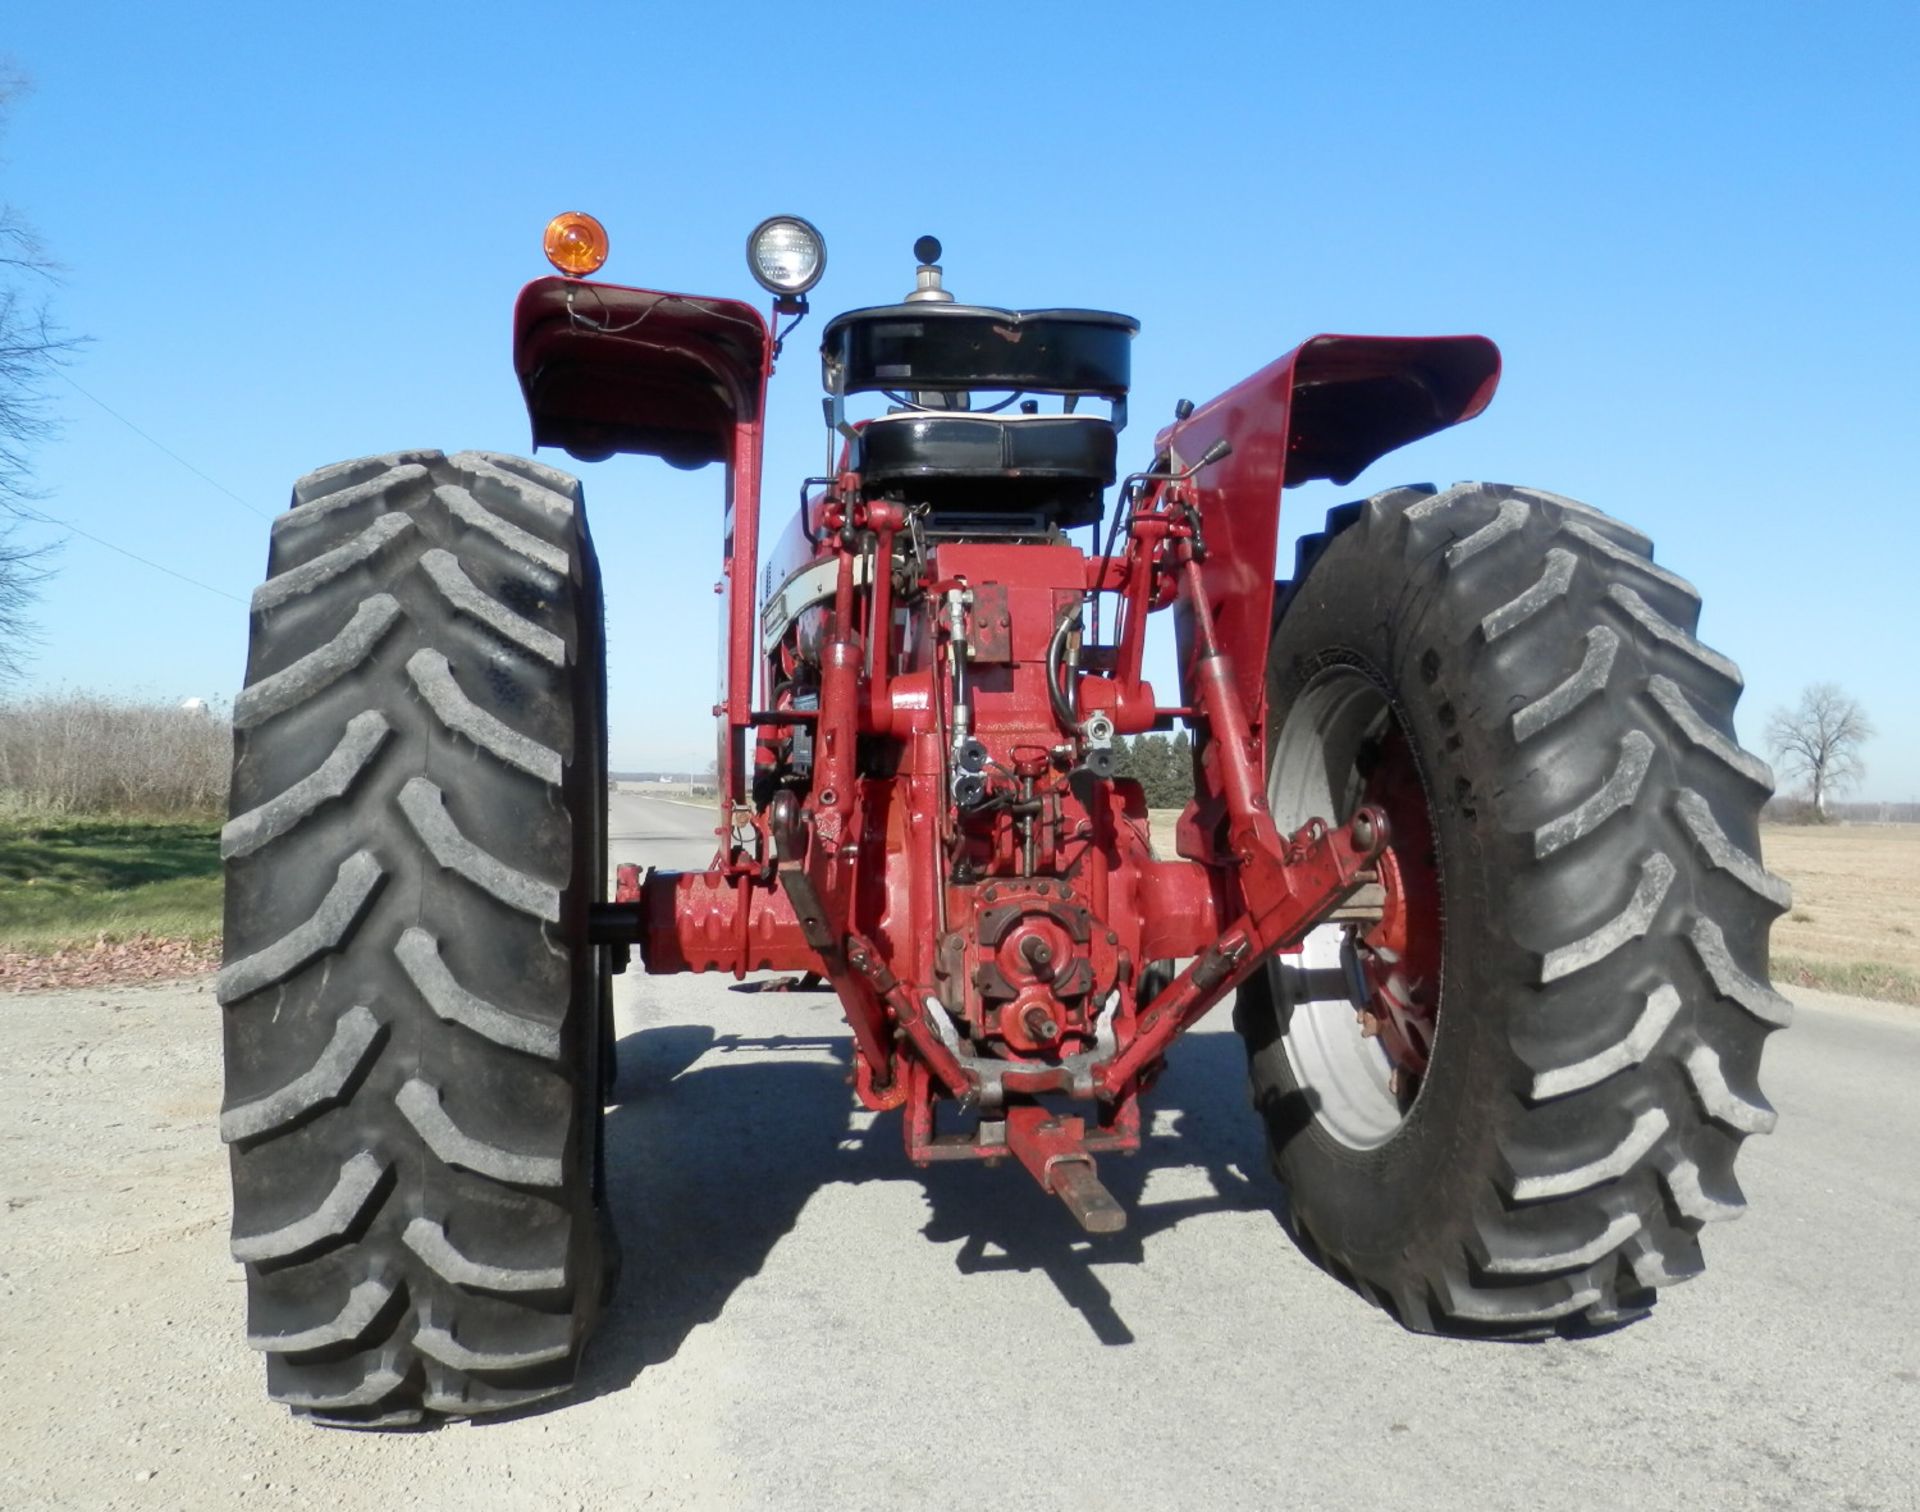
<box><xmin>921</xmin><ymin>992</ymin><xmax>1120</xmax><ymax>1110</ymax></box>
<box><xmin>760</xmin><ymin>552</ymin><xmax>871</xmax><ymax>655</ymax></box>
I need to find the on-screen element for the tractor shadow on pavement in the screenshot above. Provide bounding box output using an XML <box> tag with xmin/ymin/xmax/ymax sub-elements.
<box><xmin>578</xmin><ymin>1022</ymin><xmax>1292</xmax><ymax>1404</ymax></box>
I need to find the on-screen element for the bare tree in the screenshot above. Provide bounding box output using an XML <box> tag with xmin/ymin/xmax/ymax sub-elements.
<box><xmin>1766</xmin><ymin>682</ymin><xmax>1873</xmax><ymax>818</ymax></box>
<box><xmin>0</xmin><ymin>64</ymin><xmax>76</xmax><ymax>685</ymax></box>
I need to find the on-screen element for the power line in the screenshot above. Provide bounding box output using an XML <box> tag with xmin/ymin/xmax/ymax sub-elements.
<box><xmin>58</xmin><ymin>373</ymin><xmax>272</xmax><ymax>520</ymax></box>
<box><xmin>17</xmin><ymin>504</ymin><xmax>246</xmax><ymax>604</ymax></box>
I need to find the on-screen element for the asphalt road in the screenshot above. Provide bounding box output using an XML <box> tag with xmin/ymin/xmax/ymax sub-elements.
<box><xmin>1</xmin><ymin>791</ymin><xmax>1914</xmax><ymax>1511</ymax></box>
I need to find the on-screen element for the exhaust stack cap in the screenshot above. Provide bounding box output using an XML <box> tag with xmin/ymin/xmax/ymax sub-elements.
<box><xmin>905</xmin><ymin>234</ymin><xmax>955</xmax><ymax>304</ymax></box>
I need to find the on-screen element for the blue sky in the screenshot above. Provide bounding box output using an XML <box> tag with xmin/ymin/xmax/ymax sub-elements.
<box><xmin>4</xmin><ymin>2</ymin><xmax>1915</xmax><ymax>795</ymax></box>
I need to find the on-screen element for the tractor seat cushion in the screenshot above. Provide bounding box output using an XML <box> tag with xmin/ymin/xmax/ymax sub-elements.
<box><xmin>857</xmin><ymin>412</ymin><xmax>1118</xmax><ymax>490</ymax></box>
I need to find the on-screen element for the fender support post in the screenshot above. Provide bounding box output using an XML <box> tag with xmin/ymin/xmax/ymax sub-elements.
<box><xmin>1095</xmin><ymin>551</ymin><xmax>1388</xmax><ymax>1096</ymax></box>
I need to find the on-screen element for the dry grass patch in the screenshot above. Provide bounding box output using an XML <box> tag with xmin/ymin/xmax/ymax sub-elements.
<box><xmin>1770</xmin><ymin>956</ymin><xmax>1920</xmax><ymax>1007</ymax></box>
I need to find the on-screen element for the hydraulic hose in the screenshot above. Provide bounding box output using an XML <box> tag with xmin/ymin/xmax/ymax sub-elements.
<box><xmin>1047</xmin><ymin>601</ymin><xmax>1082</xmax><ymax>734</ymax></box>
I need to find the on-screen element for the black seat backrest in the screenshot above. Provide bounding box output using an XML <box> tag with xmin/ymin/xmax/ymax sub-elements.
<box><xmin>855</xmin><ymin>412</ymin><xmax>1116</xmax><ymax>530</ymax></box>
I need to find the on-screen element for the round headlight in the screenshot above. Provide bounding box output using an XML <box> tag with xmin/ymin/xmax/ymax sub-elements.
<box><xmin>747</xmin><ymin>215</ymin><xmax>826</xmax><ymax>297</ymax></box>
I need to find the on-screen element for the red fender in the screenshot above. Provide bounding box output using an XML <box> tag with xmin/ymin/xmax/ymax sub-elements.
<box><xmin>1159</xmin><ymin>334</ymin><xmax>1501</xmax><ymax>755</ymax></box>
<box><xmin>512</xmin><ymin>276</ymin><xmax>770</xmax><ymax>470</ymax></box>
<box><xmin>513</xmin><ymin>275</ymin><xmax>776</xmax><ymax>803</ymax></box>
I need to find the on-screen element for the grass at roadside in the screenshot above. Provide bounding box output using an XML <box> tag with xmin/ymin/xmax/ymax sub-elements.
<box><xmin>1771</xmin><ymin>955</ymin><xmax>1920</xmax><ymax>1007</ymax></box>
<box><xmin>5</xmin><ymin>804</ymin><xmax>1915</xmax><ymax>1005</ymax></box>
<box><xmin>0</xmin><ymin>812</ymin><xmax>223</xmax><ymax>954</ymax></box>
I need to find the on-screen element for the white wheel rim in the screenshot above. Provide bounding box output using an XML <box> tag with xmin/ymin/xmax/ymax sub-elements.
<box><xmin>1267</xmin><ymin>665</ymin><xmax>1411</xmax><ymax>1150</ymax></box>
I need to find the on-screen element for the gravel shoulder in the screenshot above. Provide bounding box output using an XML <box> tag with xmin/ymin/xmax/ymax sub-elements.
<box><xmin>2</xmin><ymin>798</ymin><xmax>1914</xmax><ymax>1511</ymax></box>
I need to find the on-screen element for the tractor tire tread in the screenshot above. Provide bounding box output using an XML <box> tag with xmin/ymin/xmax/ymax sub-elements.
<box><xmin>221</xmin><ymin>448</ymin><xmax>605</xmax><ymax>1426</ymax></box>
<box><xmin>1240</xmin><ymin>479</ymin><xmax>1784</xmax><ymax>1338</ymax></box>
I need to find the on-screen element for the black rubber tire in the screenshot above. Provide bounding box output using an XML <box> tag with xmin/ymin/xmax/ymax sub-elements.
<box><xmin>1234</xmin><ymin>481</ymin><xmax>1788</xmax><ymax>1336</ymax></box>
<box><xmin>218</xmin><ymin>448</ymin><xmax>609</xmax><ymax>1426</ymax></box>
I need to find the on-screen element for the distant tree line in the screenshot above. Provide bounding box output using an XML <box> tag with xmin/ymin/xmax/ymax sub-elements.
<box><xmin>1111</xmin><ymin>731</ymin><xmax>1195</xmax><ymax>809</ymax></box>
<box><xmin>1764</xmin><ymin>797</ymin><xmax>1918</xmax><ymax>825</ymax></box>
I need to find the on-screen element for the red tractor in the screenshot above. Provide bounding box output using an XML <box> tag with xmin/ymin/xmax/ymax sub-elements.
<box><xmin>217</xmin><ymin>213</ymin><xmax>1788</xmax><ymax>1426</ymax></box>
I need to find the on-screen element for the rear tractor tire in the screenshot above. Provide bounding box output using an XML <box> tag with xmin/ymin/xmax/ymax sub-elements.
<box><xmin>219</xmin><ymin>448</ymin><xmax>611</xmax><ymax>1425</ymax></box>
<box><xmin>1235</xmin><ymin>481</ymin><xmax>1787</xmax><ymax>1336</ymax></box>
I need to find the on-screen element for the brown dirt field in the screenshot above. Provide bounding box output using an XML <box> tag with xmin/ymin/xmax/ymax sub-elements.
<box><xmin>1146</xmin><ymin>812</ymin><xmax>1920</xmax><ymax>978</ymax></box>
<box><xmin>1761</xmin><ymin>823</ymin><xmax>1920</xmax><ymax>973</ymax></box>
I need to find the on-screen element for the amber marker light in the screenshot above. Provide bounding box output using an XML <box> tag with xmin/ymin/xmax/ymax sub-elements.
<box><xmin>543</xmin><ymin>212</ymin><xmax>609</xmax><ymax>277</ymax></box>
